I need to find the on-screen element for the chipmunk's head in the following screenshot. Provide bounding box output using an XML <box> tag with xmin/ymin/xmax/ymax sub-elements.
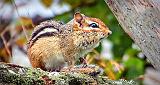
<box><xmin>73</xmin><ymin>12</ymin><xmax>112</xmax><ymax>38</ymax></box>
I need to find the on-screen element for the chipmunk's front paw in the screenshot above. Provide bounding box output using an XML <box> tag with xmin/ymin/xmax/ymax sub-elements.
<box><xmin>79</xmin><ymin>57</ymin><xmax>88</xmax><ymax>68</ymax></box>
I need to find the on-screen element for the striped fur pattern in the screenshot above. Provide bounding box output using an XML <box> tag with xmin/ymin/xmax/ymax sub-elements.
<box><xmin>28</xmin><ymin>20</ymin><xmax>62</xmax><ymax>47</ymax></box>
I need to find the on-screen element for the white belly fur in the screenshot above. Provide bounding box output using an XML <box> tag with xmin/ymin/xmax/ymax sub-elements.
<box><xmin>44</xmin><ymin>53</ymin><xmax>65</xmax><ymax>69</ymax></box>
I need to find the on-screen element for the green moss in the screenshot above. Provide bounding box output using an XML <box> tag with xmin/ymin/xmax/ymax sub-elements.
<box><xmin>0</xmin><ymin>70</ymin><xmax>44</xmax><ymax>85</ymax></box>
<box><xmin>26</xmin><ymin>68</ymin><xmax>48</xmax><ymax>78</ymax></box>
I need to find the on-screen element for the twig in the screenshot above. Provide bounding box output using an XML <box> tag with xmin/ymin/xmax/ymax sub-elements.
<box><xmin>11</xmin><ymin>0</ymin><xmax>29</xmax><ymax>41</ymax></box>
<box><xmin>0</xmin><ymin>27</ymin><xmax>12</xmax><ymax>57</ymax></box>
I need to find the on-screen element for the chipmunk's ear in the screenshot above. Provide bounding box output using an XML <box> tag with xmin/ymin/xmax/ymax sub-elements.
<box><xmin>74</xmin><ymin>12</ymin><xmax>84</xmax><ymax>23</ymax></box>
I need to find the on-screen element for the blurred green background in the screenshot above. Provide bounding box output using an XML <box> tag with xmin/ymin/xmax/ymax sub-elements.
<box><xmin>0</xmin><ymin>0</ymin><xmax>149</xmax><ymax>83</ymax></box>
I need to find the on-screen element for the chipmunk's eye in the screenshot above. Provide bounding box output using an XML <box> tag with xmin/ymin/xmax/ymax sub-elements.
<box><xmin>89</xmin><ymin>23</ymin><xmax>99</xmax><ymax>28</ymax></box>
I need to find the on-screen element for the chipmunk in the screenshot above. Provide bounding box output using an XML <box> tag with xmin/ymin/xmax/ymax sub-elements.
<box><xmin>27</xmin><ymin>13</ymin><xmax>112</xmax><ymax>71</ymax></box>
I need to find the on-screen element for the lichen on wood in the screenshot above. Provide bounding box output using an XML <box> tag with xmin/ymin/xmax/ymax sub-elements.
<box><xmin>0</xmin><ymin>63</ymin><xmax>136</xmax><ymax>85</ymax></box>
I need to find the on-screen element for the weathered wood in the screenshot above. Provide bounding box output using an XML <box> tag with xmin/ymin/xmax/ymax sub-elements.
<box><xmin>0</xmin><ymin>63</ymin><xmax>136</xmax><ymax>85</ymax></box>
<box><xmin>105</xmin><ymin>0</ymin><xmax>160</xmax><ymax>70</ymax></box>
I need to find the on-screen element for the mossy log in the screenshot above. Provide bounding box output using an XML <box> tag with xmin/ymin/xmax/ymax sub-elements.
<box><xmin>0</xmin><ymin>63</ymin><xmax>135</xmax><ymax>85</ymax></box>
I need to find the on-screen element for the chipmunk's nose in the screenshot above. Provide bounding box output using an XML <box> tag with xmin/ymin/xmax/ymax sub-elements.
<box><xmin>107</xmin><ymin>30</ymin><xmax>112</xmax><ymax>35</ymax></box>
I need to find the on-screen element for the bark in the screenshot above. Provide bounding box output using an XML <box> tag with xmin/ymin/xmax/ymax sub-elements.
<box><xmin>0</xmin><ymin>63</ymin><xmax>136</xmax><ymax>85</ymax></box>
<box><xmin>144</xmin><ymin>68</ymin><xmax>160</xmax><ymax>85</ymax></box>
<box><xmin>105</xmin><ymin>0</ymin><xmax>160</xmax><ymax>70</ymax></box>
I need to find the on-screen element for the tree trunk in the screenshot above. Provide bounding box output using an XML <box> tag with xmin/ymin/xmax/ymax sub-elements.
<box><xmin>105</xmin><ymin>0</ymin><xmax>160</xmax><ymax>70</ymax></box>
